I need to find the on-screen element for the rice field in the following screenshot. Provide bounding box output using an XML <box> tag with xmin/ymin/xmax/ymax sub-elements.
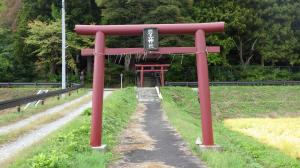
<box><xmin>224</xmin><ymin>117</ymin><xmax>300</xmax><ymax>159</ymax></box>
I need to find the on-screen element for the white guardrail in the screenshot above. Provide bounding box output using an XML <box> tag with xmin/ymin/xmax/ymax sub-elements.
<box><xmin>155</xmin><ymin>86</ymin><xmax>163</xmax><ymax>100</ymax></box>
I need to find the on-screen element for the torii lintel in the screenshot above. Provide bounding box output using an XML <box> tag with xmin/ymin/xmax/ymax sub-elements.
<box><xmin>81</xmin><ymin>47</ymin><xmax>220</xmax><ymax>56</ymax></box>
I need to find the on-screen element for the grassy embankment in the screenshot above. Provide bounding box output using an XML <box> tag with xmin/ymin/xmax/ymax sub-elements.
<box><xmin>161</xmin><ymin>86</ymin><xmax>300</xmax><ymax>168</ymax></box>
<box><xmin>8</xmin><ymin>87</ymin><xmax>137</xmax><ymax>168</ymax></box>
<box><xmin>0</xmin><ymin>93</ymin><xmax>92</xmax><ymax>145</ymax></box>
<box><xmin>0</xmin><ymin>87</ymin><xmax>57</xmax><ymax>101</ymax></box>
<box><xmin>0</xmin><ymin>88</ymin><xmax>88</xmax><ymax>126</ymax></box>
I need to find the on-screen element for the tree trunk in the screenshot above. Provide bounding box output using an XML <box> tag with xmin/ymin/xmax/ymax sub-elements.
<box><xmin>271</xmin><ymin>60</ymin><xmax>275</xmax><ymax>66</ymax></box>
<box><xmin>261</xmin><ymin>55</ymin><xmax>264</xmax><ymax>66</ymax></box>
<box><xmin>87</xmin><ymin>57</ymin><xmax>92</xmax><ymax>75</ymax></box>
<box><xmin>125</xmin><ymin>55</ymin><xmax>131</xmax><ymax>71</ymax></box>
<box><xmin>239</xmin><ymin>39</ymin><xmax>244</xmax><ymax>65</ymax></box>
<box><xmin>74</xmin><ymin>67</ymin><xmax>79</xmax><ymax>76</ymax></box>
<box><xmin>50</xmin><ymin>62</ymin><xmax>56</xmax><ymax>75</ymax></box>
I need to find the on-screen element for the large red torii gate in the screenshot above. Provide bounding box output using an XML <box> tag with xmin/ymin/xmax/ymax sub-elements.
<box><xmin>75</xmin><ymin>22</ymin><xmax>225</xmax><ymax>149</ymax></box>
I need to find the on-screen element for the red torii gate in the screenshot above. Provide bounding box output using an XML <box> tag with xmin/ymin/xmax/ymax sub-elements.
<box><xmin>75</xmin><ymin>22</ymin><xmax>225</xmax><ymax>150</ymax></box>
<box><xmin>135</xmin><ymin>64</ymin><xmax>170</xmax><ymax>87</ymax></box>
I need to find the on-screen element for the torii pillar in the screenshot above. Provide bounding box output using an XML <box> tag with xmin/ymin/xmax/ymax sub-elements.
<box><xmin>90</xmin><ymin>31</ymin><xmax>106</xmax><ymax>149</ymax></box>
<box><xmin>195</xmin><ymin>29</ymin><xmax>214</xmax><ymax>147</ymax></box>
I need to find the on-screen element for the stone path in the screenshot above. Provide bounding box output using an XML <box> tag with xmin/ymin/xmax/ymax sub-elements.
<box><xmin>111</xmin><ymin>87</ymin><xmax>205</xmax><ymax>168</ymax></box>
<box><xmin>0</xmin><ymin>91</ymin><xmax>112</xmax><ymax>163</ymax></box>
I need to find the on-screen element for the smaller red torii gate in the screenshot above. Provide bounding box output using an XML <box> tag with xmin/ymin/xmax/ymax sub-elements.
<box><xmin>135</xmin><ymin>64</ymin><xmax>170</xmax><ymax>87</ymax></box>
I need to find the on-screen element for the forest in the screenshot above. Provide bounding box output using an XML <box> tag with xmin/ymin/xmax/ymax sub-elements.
<box><xmin>0</xmin><ymin>0</ymin><xmax>300</xmax><ymax>83</ymax></box>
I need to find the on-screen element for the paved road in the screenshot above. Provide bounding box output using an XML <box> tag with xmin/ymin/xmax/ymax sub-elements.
<box><xmin>0</xmin><ymin>91</ymin><xmax>112</xmax><ymax>164</ymax></box>
<box><xmin>112</xmin><ymin>88</ymin><xmax>205</xmax><ymax>168</ymax></box>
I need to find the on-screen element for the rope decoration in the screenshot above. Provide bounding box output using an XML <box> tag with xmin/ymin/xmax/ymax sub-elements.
<box><xmin>181</xmin><ymin>54</ymin><xmax>184</xmax><ymax>65</ymax></box>
<box><xmin>171</xmin><ymin>54</ymin><xmax>175</xmax><ymax>64</ymax></box>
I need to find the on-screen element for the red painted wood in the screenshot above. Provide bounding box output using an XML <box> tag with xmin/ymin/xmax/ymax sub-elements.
<box><xmin>136</xmin><ymin>70</ymin><xmax>168</xmax><ymax>72</ymax></box>
<box><xmin>76</xmin><ymin>22</ymin><xmax>224</xmax><ymax>148</ymax></box>
<box><xmin>75</xmin><ymin>22</ymin><xmax>225</xmax><ymax>35</ymax></box>
<box><xmin>135</xmin><ymin>64</ymin><xmax>170</xmax><ymax>67</ymax></box>
<box><xmin>90</xmin><ymin>31</ymin><xmax>105</xmax><ymax>147</ymax></box>
<box><xmin>81</xmin><ymin>46</ymin><xmax>220</xmax><ymax>56</ymax></box>
<box><xmin>195</xmin><ymin>29</ymin><xmax>214</xmax><ymax>146</ymax></box>
<box><xmin>136</xmin><ymin>64</ymin><xmax>169</xmax><ymax>87</ymax></box>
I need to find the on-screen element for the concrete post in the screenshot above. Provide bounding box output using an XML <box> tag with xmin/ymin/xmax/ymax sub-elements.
<box><xmin>161</xmin><ymin>67</ymin><xmax>165</xmax><ymax>86</ymax></box>
<box><xmin>140</xmin><ymin>66</ymin><xmax>144</xmax><ymax>87</ymax></box>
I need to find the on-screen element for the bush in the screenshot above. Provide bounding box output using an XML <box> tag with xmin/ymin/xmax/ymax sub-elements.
<box><xmin>210</xmin><ymin>66</ymin><xmax>294</xmax><ymax>81</ymax></box>
<box><xmin>240</xmin><ymin>66</ymin><xmax>291</xmax><ymax>81</ymax></box>
<box><xmin>290</xmin><ymin>71</ymin><xmax>300</xmax><ymax>80</ymax></box>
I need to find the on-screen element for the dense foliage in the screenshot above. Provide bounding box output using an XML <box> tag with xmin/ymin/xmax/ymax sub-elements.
<box><xmin>0</xmin><ymin>0</ymin><xmax>299</xmax><ymax>82</ymax></box>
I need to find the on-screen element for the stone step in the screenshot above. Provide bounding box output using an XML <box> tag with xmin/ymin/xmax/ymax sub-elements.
<box><xmin>137</xmin><ymin>87</ymin><xmax>160</xmax><ymax>102</ymax></box>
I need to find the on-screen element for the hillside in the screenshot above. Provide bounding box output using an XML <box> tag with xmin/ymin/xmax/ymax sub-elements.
<box><xmin>0</xmin><ymin>0</ymin><xmax>299</xmax><ymax>83</ymax></box>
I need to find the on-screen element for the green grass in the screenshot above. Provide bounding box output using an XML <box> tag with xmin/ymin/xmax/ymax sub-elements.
<box><xmin>211</xmin><ymin>86</ymin><xmax>300</xmax><ymax>118</ymax></box>
<box><xmin>0</xmin><ymin>88</ymin><xmax>88</xmax><ymax>126</ymax></box>
<box><xmin>0</xmin><ymin>94</ymin><xmax>92</xmax><ymax>145</ymax></box>
<box><xmin>0</xmin><ymin>87</ymin><xmax>57</xmax><ymax>101</ymax></box>
<box><xmin>161</xmin><ymin>86</ymin><xmax>300</xmax><ymax>168</ymax></box>
<box><xmin>8</xmin><ymin>87</ymin><xmax>137</xmax><ymax>168</ymax></box>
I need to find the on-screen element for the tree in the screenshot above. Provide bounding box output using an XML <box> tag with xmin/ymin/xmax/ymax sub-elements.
<box><xmin>25</xmin><ymin>20</ymin><xmax>92</xmax><ymax>79</ymax></box>
<box><xmin>193</xmin><ymin>1</ymin><xmax>262</xmax><ymax>66</ymax></box>
<box><xmin>101</xmin><ymin>0</ymin><xmax>194</xmax><ymax>71</ymax></box>
<box><xmin>254</xmin><ymin>1</ymin><xmax>299</xmax><ymax>65</ymax></box>
<box><xmin>0</xmin><ymin>28</ymin><xmax>14</xmax><ymax>81</ymax></box>
<box><xmin>11</xmin><ymin>0</ymin><xmax>99</xmax><ymax>81</ymax></box>
<box><xmin>25</xmin><ymin>20</ymin><xmax>64</xmax><ymax>77</ymax></box>
<box><xmin>2</xmin><ymin>0</ymin><xmax>300</xmax><ymax>82</ymax></box>
<box><xmin>233</xmin><ymin>0</ymin><xmax>300</xmax><ymax>66</ymax></box>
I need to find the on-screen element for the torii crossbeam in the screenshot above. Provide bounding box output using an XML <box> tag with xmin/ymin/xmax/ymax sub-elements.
<box><xmin>80</xmin><ymin>46</ymin><xmax>220</xmax><ymax>56</ymax></box>
<box><xmin>75</xmin><ymin>22</ymin><xmax>225</xmax><ymax>150</ymax></box>
<box><xmin>81</xmin><ymin>47</ymin><xmax>220</xmax><ymax>87</ymax></box>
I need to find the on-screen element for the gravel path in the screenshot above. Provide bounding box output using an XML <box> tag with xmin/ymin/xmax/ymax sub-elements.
<box><xmin>0</xmin><ymin>91</ymin><xmax>112</xmax><ymax>163</ymax></box>
<box><xmin>111</xmin><ymin>88</ymin><xmax>205</xmax><ymax>168</ymax></box>
<box><xmin>0</xmin><ymin>92</ymin><xmax>91</xmax><ymax>134</ymax></box>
